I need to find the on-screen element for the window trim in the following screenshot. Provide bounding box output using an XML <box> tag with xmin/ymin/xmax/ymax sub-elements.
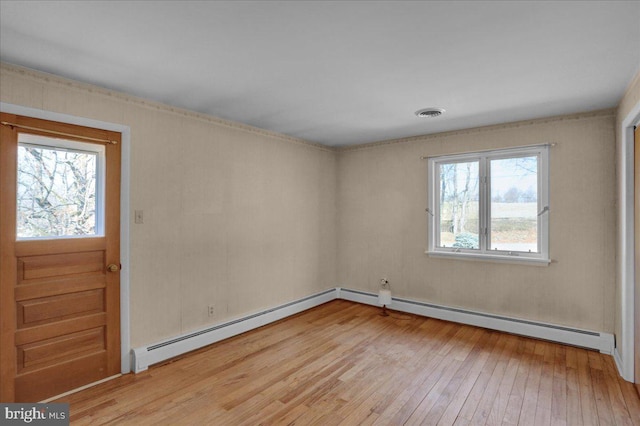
<box><xmin>426</xmin><ymin>144</ymin><xmax>550</xmax><ymax>265</ymax></box>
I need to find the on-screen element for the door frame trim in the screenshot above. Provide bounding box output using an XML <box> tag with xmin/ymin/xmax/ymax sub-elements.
<box><xmin>0</xmin><ymin>102</ymin><xmax>132</xmax><ymax>374</ymax></box>
<box><xmin>617</xmin><ymin>99</ymin><xmax>640</xmax><ymax>382</ymax></box>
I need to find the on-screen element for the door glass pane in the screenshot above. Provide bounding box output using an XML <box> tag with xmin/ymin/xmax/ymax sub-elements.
<box><xmin>17</xmin><ymin>135</ymin><xmax>103</xmax><ymax>239</ymax></box>
<box><xmin>490</xmin><ymin>156</ymin><xmax>538</xmax><ymax>252</ymax></box>
<box><xmin>438</xmin><ymin>161</ymin><xmax>479</xmax><ymax>249</ymax></box>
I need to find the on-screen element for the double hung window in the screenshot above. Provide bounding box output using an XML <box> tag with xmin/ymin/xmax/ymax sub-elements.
<box><xmin>426</xmin><ymin>145</ymin><xmax>549</xmax><ymax>264</ymax></box>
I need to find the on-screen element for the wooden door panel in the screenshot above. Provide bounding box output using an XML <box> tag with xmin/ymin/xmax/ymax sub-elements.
<box><xmin>18</xmin><ymin>289</ymin><xmax>105</xmax><ymax>327</ymax></box>
<box><xmin>18</xmin><ymin>251</ymin><xmax>105</xmax><ymax>282</ymax></box>
<box><xmin>15</xmin><ymin>237</ymin><xmax>106</xmax><ymax>257</ymax></box>
<box><xmin>15</xmin><ymin>351</ymin><xmax>108</xmax><ymax>402</ymax></box>
<box><xmin>18</xmin><ymin>327</ymin><xmax>105</xmax><ymax>373</ymax></box>
<box><xmin>15</xmin><ymin>313</ymin><xmax>107</xmax><ymax>347</ymax></box>
<box><xmin>0</xmin><ymin>112</ymin><xmax>121</xmax><ymax>402</ymax></box>
<box><xmin>15</xmin><ymin>275</ymin><xmax>105</xmax><ymax>301</ymax></box>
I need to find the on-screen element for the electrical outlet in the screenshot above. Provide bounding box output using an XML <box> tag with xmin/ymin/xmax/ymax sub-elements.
<box><xmin>208</xmin><ymin>305</ymin><xmax>215</xmax><ymax>317</ymax></box>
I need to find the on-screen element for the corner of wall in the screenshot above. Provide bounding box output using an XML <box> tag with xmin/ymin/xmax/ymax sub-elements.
<box><xmin>614</xmin><ymin>67</ymin><xmax>640</xmax><ymax>382</ymax></box>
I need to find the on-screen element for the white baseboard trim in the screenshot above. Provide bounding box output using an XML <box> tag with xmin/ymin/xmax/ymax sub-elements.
<box><xmin>338</xmin><ymin>288</ymin><xmax>615</xmax><ymax>355</ymax></box>
<box><xmin>613</xmin><ymin>347</ymin><xmax>633</xmax><ymax>382</ymax></box>
<box><xmin>131</xmin><ymin>288</ymin><xmax>337</xmax><ymax>373</ymax></box>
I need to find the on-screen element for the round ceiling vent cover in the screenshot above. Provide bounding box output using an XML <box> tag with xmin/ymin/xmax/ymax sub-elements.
<box><xmin>415</xmin><ymin>107</ymin><xmax>446</xmax><ymax>118</ymax></box>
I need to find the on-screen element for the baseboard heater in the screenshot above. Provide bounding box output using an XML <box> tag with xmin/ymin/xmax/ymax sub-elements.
<box><xmin>337</xmin><ymin>287</ymin><xmax>614</xmax><ymax>354</ymax></box>
<box><xmin>132</xmin><ymin>286</ymin><xmax>613</xmax><ymax>374</ymax></box>
<box><xmin>131</xmin><ymin>288</ymin><xmax>337</xmax><ymax>373</ymax></box>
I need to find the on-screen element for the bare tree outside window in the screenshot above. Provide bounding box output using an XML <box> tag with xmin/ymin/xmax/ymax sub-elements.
<box><xmin>17</xmin><ymin>143</ymin><xmax>98</xmax><ymax>238</ymax></box>
<box><xmin>438</xmin><ymin>161</ymin><xmax>479</xmax><ymax>248</ymax></box>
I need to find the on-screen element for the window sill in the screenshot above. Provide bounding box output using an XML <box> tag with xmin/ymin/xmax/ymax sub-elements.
<box><xmin>425</xmin><ymin>250</ymin><xmax>551</xmax><ymax>266</ymax></box>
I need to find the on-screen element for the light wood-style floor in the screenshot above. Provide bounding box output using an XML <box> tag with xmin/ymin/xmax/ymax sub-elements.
<box><xmin>57</xmin><ymin>300</ymin><xmax>639</xmax><ymax>425</ymax></box>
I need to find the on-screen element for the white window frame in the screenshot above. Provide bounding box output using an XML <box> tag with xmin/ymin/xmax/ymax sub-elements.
<box><xmin>426</xmin><ymin>144</ymin><xmax>550</xmax><ymax>265</ymax></box>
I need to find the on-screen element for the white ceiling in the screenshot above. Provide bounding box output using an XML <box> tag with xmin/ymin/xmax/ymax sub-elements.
<box><xmin>1</xmin><ymin>1</ymin><xmax>639</xmax><ymax>147</ymax></box>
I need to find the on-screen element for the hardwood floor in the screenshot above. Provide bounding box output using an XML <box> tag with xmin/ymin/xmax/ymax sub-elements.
<box><xmin>56</xmin><ymin>300</ymin><xmax>640</xmax><ymax>425</ymax></box>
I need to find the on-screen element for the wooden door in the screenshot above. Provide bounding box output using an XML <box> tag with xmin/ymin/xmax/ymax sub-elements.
<box><xmin>0</xmin><ymin>113</ymin><xmax>121</xmax><ymax>402</ymax></box>
<box><xmin>633</xmin><ymin>126</ymin><xmax>640</xmax><ymax>395</ymax></box>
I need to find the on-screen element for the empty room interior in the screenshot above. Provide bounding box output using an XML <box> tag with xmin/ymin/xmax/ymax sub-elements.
<box><xmin>1</xmin><ymin>1</ymin><xmax>640</xmax><ymax>424</ymax></box>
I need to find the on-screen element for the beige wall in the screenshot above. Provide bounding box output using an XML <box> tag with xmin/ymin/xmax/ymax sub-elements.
<box><xmin>615</xmin><ymin>69</ymin><xmax>640</xmax><ymax>361</ymax></box>
<box><xmin>0</xmin><ymin>63</ymin><xmax>337</xmax><ymax>348</ymax></box>
<box><xmin>336</xmin><ymin>111</ymin><xmax>617</xmax><ymax>333</ymax></box>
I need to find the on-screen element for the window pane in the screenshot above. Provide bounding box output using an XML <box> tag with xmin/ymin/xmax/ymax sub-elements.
<box><xmin>17</xmin><ymin>143</ymin><xmax>98</xmax><ymax>239</ymax></box>
<box><xmin>438</xmin><ymin>161</ymin><xmax>479</xmax><ymax>249</ymax></box>
<box><xmin>490</xmin><ymin>156</ymin><xmax>538</xmax><ymax>252</ymax></box>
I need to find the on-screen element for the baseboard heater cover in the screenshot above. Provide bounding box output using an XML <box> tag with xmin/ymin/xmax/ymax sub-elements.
<box><xmin>338</xmin><ymin>288</ymin><xmax>614</xmax><ymax>354</ymax></box>
<box><xmin>131</xmin><ymin>286</ymin><xmax>613</xmax><ymax>374</ymax></box>
<box><xmin>131</xmin><ymin>288</ymin><xmax>337</xmax><ymax>373</ymax></box>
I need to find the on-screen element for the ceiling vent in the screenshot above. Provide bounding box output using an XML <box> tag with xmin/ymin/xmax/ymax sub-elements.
<box><xmin>415</xmin><ymin>107</ymin><xmax>445</xmax><ymax>118</ymax></box>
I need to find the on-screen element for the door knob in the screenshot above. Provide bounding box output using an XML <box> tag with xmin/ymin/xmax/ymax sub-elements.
<box><xmin>107</xmin><ymin>264</ymin><xmax>120</xmax><ymax>272</ymax></box>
